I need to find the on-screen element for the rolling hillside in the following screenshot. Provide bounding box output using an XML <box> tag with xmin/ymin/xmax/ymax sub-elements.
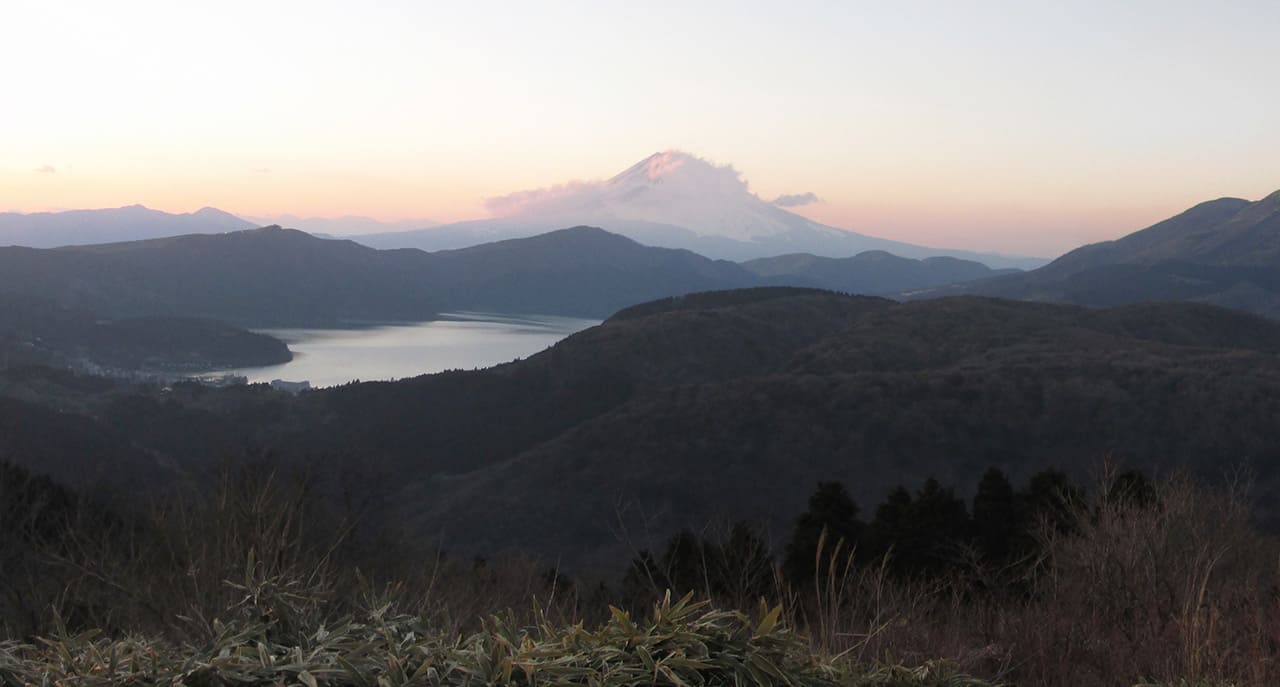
<box><xmin>0</xmin><ymin>226</ymin><xmax>758</xmax><ymax>326</ymax></box>
<box><xmin>0</xmin><ymin>225</ymin><xmax>1012</xmax><ymax>327</ymax></box>
<box><xmin>743</xmin><ymin>250</ymin><xmax>1014</xmax><ymax>294</ymax></box>
<box><xmin>8</xmin><ymin>288</ymin><xmax>1280</xmax><ymax>573</ymax></box>
<box><xmin>403</xmin><ymin>293</ymin><xmax>1280</xmax><ymax>568</ymax></box>
<box><xmin>934</xmin><ymin>191</ymin><xmax>1280</xmax><ymax>318</ymax></box>
<box><xmin>0</xmin><ymin>293</ymin><xmax>290</xmax><ymax>372</ymax></box>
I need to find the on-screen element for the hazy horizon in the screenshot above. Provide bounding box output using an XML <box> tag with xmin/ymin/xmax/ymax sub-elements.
<box><xmin>4</xmin><ymin>1</ymin><xmax>1279</xmax><ymax>255</ymax></box>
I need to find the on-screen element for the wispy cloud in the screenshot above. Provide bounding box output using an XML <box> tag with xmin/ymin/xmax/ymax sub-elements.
<box><xmin>484</xmin><ymin>181</ymin><xmax>599</xmax><ymax>216</ymax></box>
<box><xmin>484</xmin><ymin>151</ymin><xmax>754</xmax><ymax>217</ymax></box>
<box><xmin>34</xmin><ymin>164</ymin><xmax>57</xmax><ymax>174</ymax></box>
<box><xmin>773</xmin><ymin>192</ymin><xmax>819</xmax><ymax>207</ymax></box>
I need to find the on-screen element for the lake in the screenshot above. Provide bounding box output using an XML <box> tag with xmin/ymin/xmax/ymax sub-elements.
<box><xmin>209</xmin><ymin>312</ymin><xmax>599</xmax><ymax>388</ymax></box>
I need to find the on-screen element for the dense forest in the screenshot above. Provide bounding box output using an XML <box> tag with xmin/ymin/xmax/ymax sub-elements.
<box><xmin>5</xmin><ymin>288</ymin><xmax>1280</xmax><ymax>572</ymax></box>
<box><xmin>0</xmin><ymin>292</ymin><xmax>290</xmax><ymax>373</ymax></box>
<box><xmin>5</xmin><ymin>287</ymin><xmax>1280</xmax><ymax>685</ymax></box>
<box><xmin>2</xmin><ymin>452</ymin><xmax>1270</xmax><ymax>686</ymax></box>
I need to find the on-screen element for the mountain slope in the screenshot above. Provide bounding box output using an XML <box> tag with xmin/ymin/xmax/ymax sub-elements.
<box><xmin>0</xmin><ymin>395</ymin><xmax>168</xmax><ymax>491</ymax></box>
<box><xmin>928</xmin><ymin>191</ymin><xmax>1280</xmax><ymax>318</ymax></box>
<box><xmin>241</xmin><ymin>214</ymin><xmax>439</xmax><ymax>236</ymax></box>
<box><xmin>743</xmin><ymin>251</ymin><xmax>1016</xmax><ymax>294</ymax></box>
<box><xmin>0</xmin><ymin>226</ymin><xmax>760</xmax><ymax>326</ymax></box>
<box><xmin>0</xmin><ymin>227</ymin><xmax>438</xmax><ymax>326</ymax></box>
<box><xmin>0</xmin><ymin>206</ymin><xmax>254</xmax><ymax>248</ymax></box>
<box><xmin>8</xmin><ymin>289</ymin><xmax>1280</xmax><ymax>573</ymax></box>
<box><xmin>0</xmin><ymin>293</ymin><xmax>291</xmax><ymax>372</ymax></box>
<box><xmin>401</xmin><ymin>293</ymin><xmax>1280</xmax><ymax>569</ymax></box>
<box><xmin>352</xmin><ymin>151</ymin><xmax>1045</xmax><ymax>269</ymax></box>
<box><xmin>418</xmin><ymin>227</ymin><xmax>759</xmax><ymax>316</ymax></box>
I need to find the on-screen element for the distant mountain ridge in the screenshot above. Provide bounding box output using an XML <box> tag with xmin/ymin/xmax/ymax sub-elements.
<box><xmin>925</xmin><ymin>191</ymin><xmax>1280</xmax><ymax>318</ymax></box>
<box><xmin>744</xmin><ymin>251</ymin><xmax>1015</xmax><ymax>294</ymax></box>
<box><xmin>0</xmin><ymin>225</ymin><xmax>1015</xmax><ymax>327</ymax></box>
<box><xmin>351</xmin><ymin>151</ymin><xmax>1046</xmax><ymax>270</ymax></box>
<box><xmin>241</xmin><ymin>214</ymin><xmax>439</xmax><ymax>236</ymax></box>
<box><xmin>0</xmin><ymin>226</ymin><xmax>761</xmax><ymax>326</ymax></box>
<box><xmin>0</xmin><ymin>205</ymin><xmax>253</xmax><ymax>248</ymax></box>
<box><xmin>8</xmin><ymin>288</ymin><xmax>1280</xmax><ymax>571</ymax></box>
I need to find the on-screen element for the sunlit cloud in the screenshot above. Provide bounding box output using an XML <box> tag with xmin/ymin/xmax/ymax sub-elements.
<box><xmin>34</xmin><ymin>164</ymin><xmax>57</xmax><ymax>174</ymax></box>
<box><xmin>773</xmin><ymin>192</ymin><xmax>819</xmax><ymax>207</ymax></box>
<box><xmin>483</xmin><ymin>181</ymin><xmax>600</xmax><ymax>217</ymax></box>
<box><xmin>484</xmin><ymin>151</ymin><xmax>756</xmax><ymax>218</ymax></box>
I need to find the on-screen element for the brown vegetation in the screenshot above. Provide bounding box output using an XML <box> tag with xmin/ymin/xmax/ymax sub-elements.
<box><xmin>2</xmin><ymin>461</ymin><xmax>1276</xmax><ymax>686</ymax></box>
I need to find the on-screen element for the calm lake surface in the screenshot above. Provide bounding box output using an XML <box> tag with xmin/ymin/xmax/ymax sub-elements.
<box><xmin>212</xmin><ymin>312</ymin><xmax>599</xmax><ymax>388</ymax></box>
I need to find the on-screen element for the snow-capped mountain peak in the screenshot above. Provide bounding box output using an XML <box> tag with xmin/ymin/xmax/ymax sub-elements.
<box><xmin>353</xmin><ymin>151</ymin><xmax>1046</xmax><ymax>269</ymax></box>
<box><xmin>609</xmin><ymin>150</ymin><xmax>714</xmax><ymax>185</ymax></box>
<box><xmin>485</xmin><ymin>149</ymin><xmax>837</xmax><ymax>242</ymax></box>
<box><xmin>607</xmin><ymin>150</ymin><xmax>755</xmax><ymax>200</ymax></box>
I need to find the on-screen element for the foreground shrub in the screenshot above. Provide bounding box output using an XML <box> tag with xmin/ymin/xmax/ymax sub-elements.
<box><xmin>6</xmin><ymin>461</ymin><xmax>1277</xmax><ymax>686</ymax></box>
<box><xmin>780</xmin><ymin>470</ymin><xmax>1280</xmax><ymax>687</ymax></box>
<box><xmin>0</xmin><ymin>591</ymin><xmax>996</xmax><ymax>687</ymax></box>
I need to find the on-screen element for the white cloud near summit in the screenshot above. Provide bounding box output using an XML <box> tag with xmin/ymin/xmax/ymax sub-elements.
<box><xmin>772</xmin><ymin>192</ymin><xmax>819</xmax><ymax>207</ymax></box>
<box><xmin>483</xmin><ymin>151</ymin><xmax>756</xmax><ymax>218</ymax></box>
<box><xmin>483</xmin><ymin>181</ymin><xmax>601</xmax><ymax>217</ymax></box>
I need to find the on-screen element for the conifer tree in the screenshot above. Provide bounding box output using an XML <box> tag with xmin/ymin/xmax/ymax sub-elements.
<box><xmin>783</xmin><ymin>481</ymin><xmax>863</xmax><ymax>585</ymax></box>
<box><xmin>972</xmin><ymin>467</ymin><xmax>1017</xmax><ymax>562</ymax></box>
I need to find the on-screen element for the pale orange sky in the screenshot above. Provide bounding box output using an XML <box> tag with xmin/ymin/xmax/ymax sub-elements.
<box><xmin>4</xmin><ymin>1</ymin><xmax>1278</xmax><ymax>257</ymax></box>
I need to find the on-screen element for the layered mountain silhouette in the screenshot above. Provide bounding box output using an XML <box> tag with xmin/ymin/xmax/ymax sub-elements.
<box><xmin>0</xmin><ymin>293</ymin><xmax>290</xmax><ymax>372</ymax></box>
<box><xmin>7</xmin><ymin>288</ymin><xmax>1280</xmax><ymax>571</ymax></box>
<box><xmin>0</xmin><ymin>226</ymin><xmax>763</xmax><ymax>326</ymax></box>
<box><xmin>241</xmin><ymin>214</ymin><xmax>439</xmax><ymax>237</ymax></box>
<box><xmin>930</xmin><ymin>191</ymin><xmax>1280</xmax><ymax>317</ymax></box>
<box><xmin>352</xmin><ymin>151</ymin><xmax>1045</xmax><ymax>269</ymax></box>
<box><xmin>394</xmin><ymin>292</ymin><xmax>1280</xmax><ymax>568</ymax></box>
<box><xmin>0</xmin><ymin>225</ymin><xmax>1012</xmax><ymax>327</ymax></box>
<box><xmin>0</xmin><ymin>205</ymin><xmax>253</xmax><ymax>248</ymax></box>
<box><xmin>744</xmin><ymin>251</ymin><xmax>1015</xmax><ymax>294</ymax></box>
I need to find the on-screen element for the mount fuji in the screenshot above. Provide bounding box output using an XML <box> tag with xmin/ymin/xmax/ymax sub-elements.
<box><xmin>352</xmin><ymin>151</ymin><xmax>1045</xmax><ymax>270</ymax></box>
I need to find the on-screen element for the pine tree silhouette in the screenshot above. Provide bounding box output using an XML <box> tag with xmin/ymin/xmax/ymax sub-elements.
<box><xmin>783</xmin><ymin>481</ymin><xmax>863</xmax><ymax>585</ymax></box>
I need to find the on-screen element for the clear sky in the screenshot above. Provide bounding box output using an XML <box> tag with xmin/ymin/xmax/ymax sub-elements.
<box><xmin>3</xmin><ymin>0</ymin><xmax>1278</xmax><ymax>256</ymax></box>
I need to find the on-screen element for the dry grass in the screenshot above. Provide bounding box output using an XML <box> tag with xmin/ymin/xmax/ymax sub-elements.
<box><xmin>0</xmin><ymin>587</ymin><xmax>999</xmax><ymax>686</ymax></box>
<box><xmin>772</xmin><ymin>469</ymin><xmax>1280</xmax><ymax>687</ymax></box>
<box><xmin>3</xmin><ymin>464</ymin><xmax>1278</xmax><ymax>686</ymax></box>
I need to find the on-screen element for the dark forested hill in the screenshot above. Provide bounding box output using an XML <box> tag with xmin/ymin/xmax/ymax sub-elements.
<box><xmin>8</xmin><ymin>289</ymin><xmax>1280</xmax><ymax>573</ymax></box>
<box><xmin>396</xmin><ymin>294</ymin><xmax>1280</xmax><ymax>569</ymax></box>
<box><xmin>0</xmin><ymin>227</ymin><xmax>441</xmax><ymax>326</ymax></box>
<box><xmin>0</xmin><ymin>225</ymin><xmax>1014</xmax><ymax>327</ymax></box>
<box><xmin>0</xmin><ymin>226</ymin><xmax>758</xmax><ymax>326</ymax></box>
<box><xmin>0</xmin><ymin>293</ymin><xmax>290</xmax><ymax>372</ymax></box>
<box><xmin>930</xmin><ymin>191</ymin><xmax>1280</xmax><ymax>317</ymax></box>
<box><xmin>281</xmin><ymin>288</ymin><xmax>887</xmax><ymax>478</ymax></box>
<box><xmin>0</xmin><ymin>394</ymin><xmax>164</xmax><ymax>490</ymax></box>
<box><xmin>743</xmin><ymin>251</ymin><xmax>1014</xmax><ymax>294</ymax></box>
<box><xmin>415</xmin><ymin>227</ymin><xmax>759</xmax><ymax>316</ymax></box>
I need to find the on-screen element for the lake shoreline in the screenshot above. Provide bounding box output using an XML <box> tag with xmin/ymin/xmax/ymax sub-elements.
<box><xmin>199</xmin><ymin>312</ymin><xmax>598</xmax><ymax>389</ymax></box>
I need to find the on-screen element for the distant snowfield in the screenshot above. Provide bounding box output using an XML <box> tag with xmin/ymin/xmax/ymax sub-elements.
<box><xmin>205</xmin><ymin>312</ymin><xmax>598</xmax><ymax>388</ymax></box>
